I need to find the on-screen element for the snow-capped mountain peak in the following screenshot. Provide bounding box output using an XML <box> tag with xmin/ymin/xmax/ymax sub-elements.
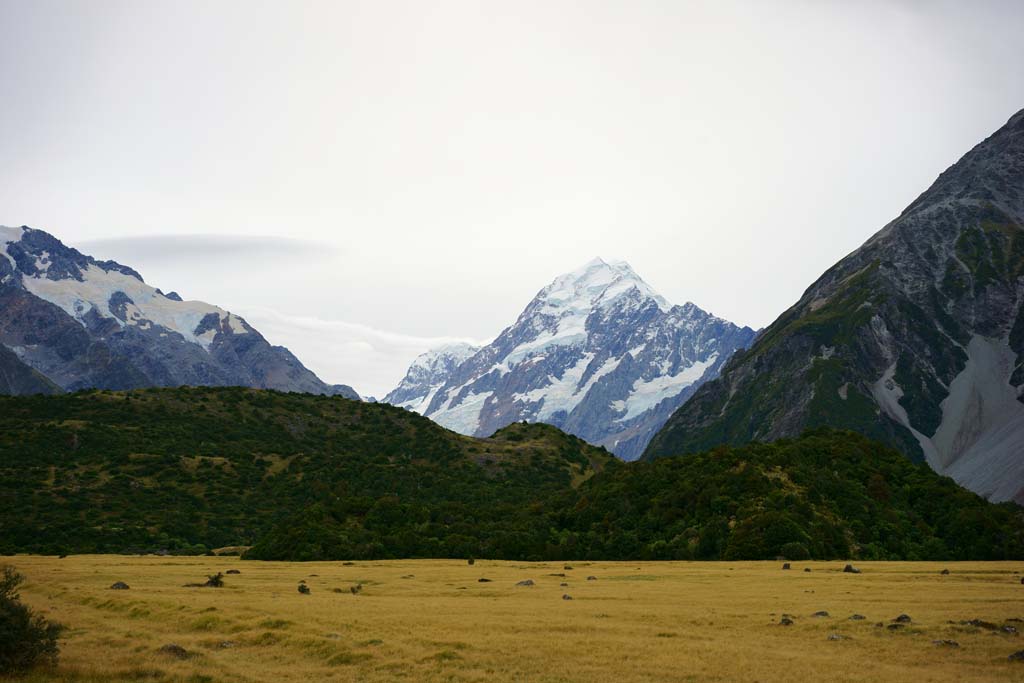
<box><xmin>536</xmin><ymin>257</ymin><xmax>670</xmax><ymax>315</ymax></box>
<box><xmin>386</xmin><ymin>258</ymin><xmax>755</xmax><ymax>460</ymax></box>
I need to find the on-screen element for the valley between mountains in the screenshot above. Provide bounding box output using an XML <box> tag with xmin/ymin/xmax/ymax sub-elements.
<box><xmin>2</xmin><ymin>109</ymin><xmax>1024</xmax><ymax>562</ymax></box>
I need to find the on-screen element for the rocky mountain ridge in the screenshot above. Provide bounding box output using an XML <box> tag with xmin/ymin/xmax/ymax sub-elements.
<box><xmin>0</xmin><ymin>225</ymin><xmax>358</xmax><ymax>398</ymax></box>
<box><xmin>645</xmin><ymin>108</ymin><xmax>1024</xmax><ymax>504</ymax></box>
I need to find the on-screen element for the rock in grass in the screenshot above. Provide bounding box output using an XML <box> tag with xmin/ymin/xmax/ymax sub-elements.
<box><xmin>516</xmin><ymin>579</ymin><xmax>534</xmax><ymax>587</ymax></box>
<box><xmin>812</xmin><ymin>611</ymin><xmax>830</xmax><ymax>618</ymax></box>
<box><xmin>887</xmin><ymin>624</ymin><xmax>905</xmax><ymax>631</ymax></box>
<box><xmin>782</xmin><ymin>563</ymin><xmax>791</xmax><ymax>570</ymax></box>
<box><xmin>1009</xmin><ymin>650</ymin><xmax>1024</xmax><ymax>661</ymax></box>
<box><xmin>225</xmin><ymin>569</ymin><xmax>241</xmax><ymax>575</ymax></box>
<box><xmin>560</xmin><ymin>582</ymin><xmax>568</xmax><ymax>587</ymax></box>
<box><xmin>562</xmin><ymin>594</ymin><xmax>573</xmax><ymax>601</ymax></box>
<box><xmin>843</xmin><ymin>564</ymin><xmax>861</xmax><ymax>574</ymax></box>
<box><xmin>932</xmin><ymin>640</ymin><xmax>959</xmax><ymax>648</ymax></box>
<box><xmin>892</xmin><ymin>614</ymin><xmax>912</xmax><ymax>624</ymax></box>
<box><xmin>779</xmin><ymin>617</ymin><xmax>794</xmax><ymax>626</ymax></box>
<box><xmin>848</xmin><ymin>614</ymin><xmax>866</xmax><ymax>621</ymax></box>
<box><xmin>940</xmin><ymin>569</ymin><xmax>950</xmax><ymax>575</ymax></box>
<box><xmin>298</xmin><ymin>584</ymin><xmax>311</xmax><ymax>595</ymax></box>
<box><xmin>157</xmin><ymin>644</ymin><xmax>192</xmax><ymax>660</ymax></box>
<box><xmin>477</xmin><ymin>578</ymin><xmax>492</xmax><ymax>583</ymax></box>
<box><xmin>110</xmin><ymin>581</ymin><xmax>130</xmax><ymax>590</ymax></box>
<box><xmin>804</xmin><ymin>568</ymin><xmax>811</xmax><ymax>573</ymax></box>
<box><xmin>959</xmin><ymin>618</ymin><xmax>997</xmax><ymax>630</ymax></box>
<box><xmin>827</xmin><ymin>633</ymin><xmax>847</xmax><ymax>641</ymax></box>
<box><xmin>467</xmin><ymin>558</ymin><xmax>475</xmax><ymax>566</ymax></box>
<box><xmin>587</xmin><ymin>576</ymin><xmax>597</xmax><ymax>581</ymax></box>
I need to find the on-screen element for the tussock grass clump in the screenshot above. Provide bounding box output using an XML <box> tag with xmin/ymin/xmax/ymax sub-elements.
<box><xmin>327</xmin><ymin>651</ymin><xmax>372</xmax><ymax>666</ymax></box>
<box><xmin>258</xmin><ymin>618</ymin><xmax>291</xmax><ymax>630</ymax></box>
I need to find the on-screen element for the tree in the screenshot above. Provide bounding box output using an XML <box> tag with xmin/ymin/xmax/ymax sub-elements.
<box><xmin>0</xmin><ymin>565</ymin><xmax>64</xmax><ymax>674</ymax></box>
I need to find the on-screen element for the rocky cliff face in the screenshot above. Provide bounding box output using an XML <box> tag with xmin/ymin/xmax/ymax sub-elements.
<box><xmin>388</xmin><ymin>258</ymin><xmax>755</xmax><ymax>460</ymax></box>
<box><xmin>0</xmin><ymin>342</ymin><xmax>59</xmax><ymax>395</ymax></box>
<box><xmin>0</xmin><ymin>225</ymin><xmax>358</xmax><ymax>398</ymax></box>
<box><xmin>645</xmin><ymin>108</ymin><xmax>1024</xmax><ymax>504</ymax></box>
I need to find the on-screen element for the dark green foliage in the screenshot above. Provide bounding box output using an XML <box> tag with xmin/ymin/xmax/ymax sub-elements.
<box><xmin>0</xmin><ymin>387</ymin><xmax>608</xmax><ymax>559</ymax></box>
<box><xmin>249</xmin><ymin>429</ymin><xmax>1024</xmax><ymax>562</ymax></box>
<box><xmin>955</xmin><ymin>219</ymin><xmax>1024</xmax><ymax>292</ymax></box>
<box><xmin>560</xmin><ymin>430</ymin><xmax>1024</xmax><ymax>561</ymax></box>
<box><xmin>753</xmin><ymin>261</ymin><xmax>882</xmax><ymax>357</ymax></box>
<box><xmin>804</xmin><ymin>359</ymin><xmax>881</xmax><ymax>437</ymax></box>
<box><xmin>0</xmin><ymin>389</ymin><xmax>1020</xmax><ymax>562</ymax></box>
<box><xmin>0</xmin><ymin>566</ymin><xmax>64</xmax><ymax>675</ymax></box>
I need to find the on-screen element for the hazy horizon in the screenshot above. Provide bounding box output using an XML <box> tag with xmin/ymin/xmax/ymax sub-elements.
<box><xmin>3</xmin><ymin>0</ymin><xmax>1023</xmax><ymax>396</ymax></box>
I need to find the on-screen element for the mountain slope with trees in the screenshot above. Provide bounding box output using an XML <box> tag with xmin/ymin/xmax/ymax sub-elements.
<box><xmin>645</xmin><ymin>108</ymin><xmax>1024</xmax><ymax>505</ymax></box>
<box><xmin>0</xmin><ymin>389</ymin><xmax>1019</xmax><ymax>561</ymax></box>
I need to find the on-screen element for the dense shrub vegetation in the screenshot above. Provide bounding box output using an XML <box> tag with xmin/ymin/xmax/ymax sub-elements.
<box><xmin>0</xmin><ymin>388</ymin><xmax>608</xmax><ymax>558</ymax></box>
<box><xmin>0</xmin><ymin>566</ymin><xmax>63</xmax><ymax>675</ymax></box>
<box><xmin>558</xmin><ymin>430</ymin><xmax>1024</xmax><ymax>560</ymax></box>
<box><xmin>1</xmin><ymin>389</ymin><xmax>1021</xmax><ymax>561</ymax></box>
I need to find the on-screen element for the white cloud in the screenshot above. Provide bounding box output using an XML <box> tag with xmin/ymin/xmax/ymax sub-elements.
<box><xmin>77</xmin><ymin>234</ymin><xmax>339</xmax><ymax>264</ymax></box>
<box><xmin>235</xmin><ymin>305</ymin><xmax>487</xmax><ymax>399</ymax></box>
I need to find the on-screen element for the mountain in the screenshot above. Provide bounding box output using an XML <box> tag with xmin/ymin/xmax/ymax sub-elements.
<box><xmin>0</xmin><ymin>226</ymin><xmax>358</xmax><ymax>398</ymax></box>
<box><xmin>645</xmin><ymin>108</ymin><xmax>1024</xmax><ymax>504</ymax></box>
<box><xmin>0</xmin><ymin>343</ymin><xmax>59</xmax><ymax>395</ymax></box>
<box><xmin>0</xmin><ymin>387</ymin><xmax>611</xmax><ymax>557</ymax></box>
<box><xmin>387</xmin><ymin>258</ymin><xmax>756</xmax><ymax>460</ymax></box>
<box><xmin>384</xmin><ymin>342</ymin><xmax>480</xmax><ymax>412</ymax></box>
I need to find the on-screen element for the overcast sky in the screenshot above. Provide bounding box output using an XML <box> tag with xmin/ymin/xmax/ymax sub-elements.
<box><xmin>2</xmin><ymin>1</ymin><xmax>1023</xmax><ymax>397</ymax></box>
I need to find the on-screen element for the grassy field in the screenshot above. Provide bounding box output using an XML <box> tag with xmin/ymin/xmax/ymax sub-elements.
<box><xmin>5</xmin><ymin>556</ymin><xmax>1024</xmax><ymax>682</ymax></box>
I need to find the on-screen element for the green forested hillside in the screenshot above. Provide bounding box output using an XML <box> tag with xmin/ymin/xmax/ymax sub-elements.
<box><xmin>0</xmin><ymin>387</ymin><xmax>610</xmax><ymax>556</ymax></box>
<box><xmin>0</xmin><ymin>390</ymin><xmax>1021</xmax><ymax>561</ymax></box>
<box><xmin>558</xmin><ymin>429</ymin><xmax>1024</xmax><ymax>560</ymax></box>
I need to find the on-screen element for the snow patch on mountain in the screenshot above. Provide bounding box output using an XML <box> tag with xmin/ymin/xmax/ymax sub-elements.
<box><xmin>433</xmin><ymin>389</ymin><xmax>494</xmax><ymax>434</ymax></box>
<box><xmin>615</xmin><ymin>353</ymin><xmax>720</xmax><ymax>422</ymax></box>
<box><xmin>511</xmin><ymin>352</ymin><xmax>616</xmax><ymax>421</ymax></box>
<box><xmin>21</xmin><ymin>262</ymin><xmax>247</xmax><ymax>350</ymax></box>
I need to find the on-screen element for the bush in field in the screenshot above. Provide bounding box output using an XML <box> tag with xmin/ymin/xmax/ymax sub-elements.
<box><xmin>0</xmin><ymin>565</ymin><xmax>64</xmax><ymax>675</ymax></box>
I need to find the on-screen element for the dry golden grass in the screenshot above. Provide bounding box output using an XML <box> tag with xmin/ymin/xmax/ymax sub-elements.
<box><xmin>6</xmin><ymin>556</ymin><xmax>1024</xmax><ymax>682</ymax></box>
